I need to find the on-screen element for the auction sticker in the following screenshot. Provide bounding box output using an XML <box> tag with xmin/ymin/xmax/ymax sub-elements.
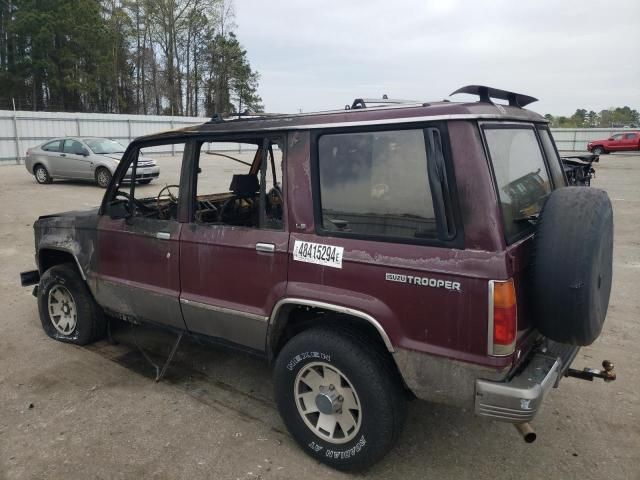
<box><xmin>293</xmin><ymin>240</ymin><xmax>343</xmax><ymax>269</ymax></box>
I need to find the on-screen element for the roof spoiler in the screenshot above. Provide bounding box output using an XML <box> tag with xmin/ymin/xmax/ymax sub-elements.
<box><xmin>450</xmin><ymin>85</ymin><xmax>538</xmax><ymax>108</ymax></box>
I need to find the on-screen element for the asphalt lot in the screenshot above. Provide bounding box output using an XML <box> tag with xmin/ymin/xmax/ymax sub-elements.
<box><xmin>1</xmin><ymin>153</ymin><xmax>639</xmax><ymax>480</ymax></box>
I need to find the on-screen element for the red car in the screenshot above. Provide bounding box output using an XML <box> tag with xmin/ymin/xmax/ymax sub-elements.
<box><xmin>588</xmin><ymin>131</ymin><xmax>640</xmax><ymax>154</ymax></box>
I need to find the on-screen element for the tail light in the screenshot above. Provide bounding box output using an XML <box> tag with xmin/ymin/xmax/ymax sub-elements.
<box><xmin>488</xmin><ymin>279</ymin><xmax>517</xmax><ymax>356</ymax></box>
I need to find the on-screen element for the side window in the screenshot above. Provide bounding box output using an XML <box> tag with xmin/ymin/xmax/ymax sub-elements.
<box><xmin>318</xmin><ymin>129</ymin><xmax>438</xmax><ymax>240</ymax></box>
<box><xmin>625</xmin><ymin>133</ymin><xmax>636</xmax><ymax>139</ymax></box>
<box><xmin>63</xmin><ymin>139</ymin><xmax>84</xmax><ymax>155</ymax></box>
<box><xmin>612</xmin><ymin>134</ymin><xmax>623</xmax><ymax>140</ymax></box>
<box><xmin>105</xmin><ymin>141</ymin><xmax>183</xmax><ymax>221</ymax></box>
<box><xmin>42</xmin><ymin>140</ymin><xmax>62</xmax><ymax>152</ymax></box>
<box><xmin>483</xmin><ymin>127</ymin><xmax>552</xmax><ymax>243</ymax></box>
<box><xmin>194</xmin><ymin>138</ymin><xmax>284</xmax><ymax>230</ymax></box>
<box><xmin>537</xmin><ymin>128</ymin><xmax>566</xmax><ymax>187</ymax></box>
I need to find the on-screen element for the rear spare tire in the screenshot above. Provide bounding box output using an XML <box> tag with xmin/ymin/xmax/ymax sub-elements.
<box><xmin>532</xmin><ymin>187</ymin><xmax>613</xmax><ymax>345</ymax></box>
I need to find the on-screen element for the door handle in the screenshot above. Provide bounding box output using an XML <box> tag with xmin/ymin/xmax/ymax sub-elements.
<box><xmin>256</xmin><ymin>242</ymin><xmax>275</xmax><ymax>253</ymax></box>
<box><xmin>156</xmin><ymin>232</ymin><xmax>171</xmax><ymax>240</ymax></box>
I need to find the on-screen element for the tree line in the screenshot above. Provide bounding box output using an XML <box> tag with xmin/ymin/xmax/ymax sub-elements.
<box><xmin>0</xmin><ymin>0</ymin><xmax>262</xmax><ymax>117</ymax></box>
<box><xmin>545</xmin><ymin>107</ymin><xmax>639</xmax><ymax>128</ymax></box>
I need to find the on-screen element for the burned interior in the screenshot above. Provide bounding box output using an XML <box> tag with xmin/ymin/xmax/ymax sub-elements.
<box><xmin>104</xmin><ymin>136</ymin><xmax>284</xmax><ymax>230</ymax></box>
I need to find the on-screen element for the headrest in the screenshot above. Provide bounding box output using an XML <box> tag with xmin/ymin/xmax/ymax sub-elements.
<box><xmin>229</xmin><ymin>174</ymin><xmax>259</xmax><ymax>195</ymax></box>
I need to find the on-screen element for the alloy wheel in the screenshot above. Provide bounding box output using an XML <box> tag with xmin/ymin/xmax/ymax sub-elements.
<box><xmin>47</xmin><ymin>284</ymin><xmax>77</xmax><ymax>335</ymax></box>
<box><xmin>294</xmin><ymin>361</ymin><xmax>362</xmax><ymax>444</ymax></box>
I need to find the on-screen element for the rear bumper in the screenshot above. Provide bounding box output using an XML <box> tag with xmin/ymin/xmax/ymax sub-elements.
<box><xmin>475</xmin><ymin>342</ymin><xmax>579</xmax><ymax>422</ymax></box>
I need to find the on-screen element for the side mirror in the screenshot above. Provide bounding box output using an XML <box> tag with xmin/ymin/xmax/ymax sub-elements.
<box><xmin>608</xmin><ymin>137</ymin><xmax>614</xmax><ymax>141</ymax></box>
<box><xmin>75</xmin><ymin>148</ymin><xmax>90</xmax><ymax>156</ymax></box>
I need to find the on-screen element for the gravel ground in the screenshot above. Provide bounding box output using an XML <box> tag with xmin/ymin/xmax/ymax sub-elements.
<box><xmin>0</xmin><ymin>153</ymin><xmax>638</xmax><ymax>480</ymax></box>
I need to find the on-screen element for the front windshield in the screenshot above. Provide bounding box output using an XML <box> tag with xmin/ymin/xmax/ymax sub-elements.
<box><xmin>85</xmin><ymin>138</ymin><xmax>126</xmax><ymax>155</ymax></box>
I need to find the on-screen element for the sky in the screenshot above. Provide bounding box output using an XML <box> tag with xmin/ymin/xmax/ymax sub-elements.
<box><xmin>235</xmin><ymin>0</ymin><xmax>640</xmax><ymax>116</ymax></box>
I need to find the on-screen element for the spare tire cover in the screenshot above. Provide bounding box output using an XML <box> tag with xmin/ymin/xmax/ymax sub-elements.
<box><xmin>531</xmin><ymin>187</ymin><xmax>613</xmax><ymax>346</ymax></box>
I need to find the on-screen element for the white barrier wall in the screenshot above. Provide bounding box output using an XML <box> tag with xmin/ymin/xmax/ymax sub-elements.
<box><xmin>0</xmin><ymin>110</ymin><xmax>208</xmax><ymax>163</ymax></box>
<box><xmin>0</xmin><ymin>110</ymin><xmax>636</xmax><ymax>163</ymax></box>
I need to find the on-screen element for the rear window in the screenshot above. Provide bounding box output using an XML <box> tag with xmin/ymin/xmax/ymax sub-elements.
<box><xmin>318</xmin><ymin>129</ymin><xmax>437</xmax><ymax>240</ymax></box>
<box><xmin>484</xmin><ymin>127</ymin><xmax>552</xmax><ymax>243</ymax></box>
<box><xmin>42</xmin><ymin>140</ymin><xmax>62</xmax><ymax>152</ymax></box>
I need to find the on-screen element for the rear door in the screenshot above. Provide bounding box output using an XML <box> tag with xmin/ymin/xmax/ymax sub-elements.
<box><xmin>179</xmin><ymin>137</ymin><xmax>289</xmax><ymax>351</ymax></box>
<box><xmin>622</xmin><ymin>132</ymin><xmax>638</xmax><ymax>151</ymax></box>
<box><xmin>37</xmin><ymin>139</ymin><xmax>64</xmax><ymax>175</ymax></box>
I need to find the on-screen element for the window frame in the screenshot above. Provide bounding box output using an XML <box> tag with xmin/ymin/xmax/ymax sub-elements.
<box><xmin>63</xmin><ymin>139</ymin><xmax>83</xmax><ymax>155</ymax></box>
<box><xmin>480</xmin><ymin>122</ymin><xmax>554</xmax><ymax>246</ymax></box>
<box><xmin>310</xmin><ymin>122</ymin><xmax>464</xmax><ymax>249</ymax></box>
<box><xmin>100</xmin><ymin>136</ymin><xmax>192</xmax><ymax>222</ymax></box>
<box><xmin>536</xmin><ymin>126</ymin><xmax>567</xmax><ymax>188</ymax></box>
<box><xmin>188</xmin><ymin>132</ymin><xmax>287</xmax><ymax>231</ymax></box>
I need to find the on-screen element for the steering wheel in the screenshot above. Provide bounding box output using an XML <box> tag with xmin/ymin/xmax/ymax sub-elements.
<box><xmin>156</xmin><ymin>184</ymin><xmax>180</xmax><ymax>216</ymax></box>
<box><xmin>115</xmin><ymin>190</ymin><xmax>152</xmax><ymax>213</ymax></box>
<box><xmin>266</xmin><ymin>187</ymin><xmax>284</xmax><ymax>220</ymax></box>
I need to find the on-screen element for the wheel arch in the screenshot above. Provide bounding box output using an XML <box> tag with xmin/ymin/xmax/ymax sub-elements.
<box><xmin>32</xmin><ymin>161</ymin><xmax>49</xmax><ymax>175</ymax></box>
<box><xmin>267</xmin><ymin>298</ymin><xmax>395</xmax><ymax>362</ymax></box>
<box><xmin>38</xmin><ymin>247</ymin><xmax>87</xmax><ymax>280</ymax></box>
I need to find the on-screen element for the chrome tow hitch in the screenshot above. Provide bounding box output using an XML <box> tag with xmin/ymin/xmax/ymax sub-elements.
<box><xmin>566</xmin><ymin>360</ymin><xmax>616</xmax><ymax>382</ymax></box>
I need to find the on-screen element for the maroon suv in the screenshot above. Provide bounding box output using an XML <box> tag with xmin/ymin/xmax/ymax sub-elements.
<box><xmin>21</xmin><ymin>85</ymin><xmax>615</xmax><ymax>471</ymax></box>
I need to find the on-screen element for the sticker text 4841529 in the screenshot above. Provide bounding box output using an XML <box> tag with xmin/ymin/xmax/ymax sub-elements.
<box><xmin>293</xmin><ymin>240</ymin><xmax>344</xmax><ymax>269</ymax></box>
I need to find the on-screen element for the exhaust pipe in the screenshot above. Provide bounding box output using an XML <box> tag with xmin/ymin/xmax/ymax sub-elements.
<box><xmin>514</xmin><ymin>422</ymin><xmax>537</xmax><ymax>443</ymax></box>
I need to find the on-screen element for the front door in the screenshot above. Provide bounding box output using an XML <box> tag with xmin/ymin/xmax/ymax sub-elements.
<box><xmin>179</xmin><ymin>137</ymin><xmax>289</xmax><ymax>351</ymax></box>
<box><xmin>62</xmin><ymin>139</ymin><xmax>93</xmax><ymax>178</ymax></box>
<box><xmin>96</xmin><ymin>216</ymin><xmax>184</xmax><ymax>329</ymax></box>
<box><xmin>95</xmin><ymin>142</ymin><xmax>187</xmax><ymax>329</ymax></box>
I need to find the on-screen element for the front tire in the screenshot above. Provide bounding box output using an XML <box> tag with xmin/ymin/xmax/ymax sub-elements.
<box><xmin>34</xmin><ymin>164</ymin><xmax>52</xmax><ymax>184</ymax></box>
<box><xmin>273</xmin><ymin>327</ymin><xmax>406</xmax><ymax>472</ymax></box>
<box><xmin>592</xmin><ymin>146</ymin><xmax>605</xmax><ymax>155</ymax></box>
<box><xmin>95</xmin><ymin>167</ymin><xmax>112</xmax><ymax>188</ymax></box>
<box><xmin>37</xmin><ymin>263</ymin><xmax>106</xmax><ymax>345</ymax></box>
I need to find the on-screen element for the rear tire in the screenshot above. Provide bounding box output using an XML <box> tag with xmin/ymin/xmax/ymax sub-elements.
<box><xmin>34</xmin><ymin>164</ymin><xmax>52</xmax><ymax>184</ymax></box>
<box><xmin>37</xmin><ymin>263</ymin><xmax>106</xmax><ymax>345</ymax></box>
<box><xmin>273</xmin><ymin>326</ymin><xmax>406</xmax><ymax>472</ymax></box>
<box><xmin>592</xmin><ymin>146</ymin><xmax>605</xmax><ymax>155</ymax></box>
<box><xmin>531</xmin><ymin>187</ymin><xmax>613</xmax><ymax>345</ymax></box>
<box><xmin>95</xmin><ymin>167</ymin><xmax>112</xmax><ymax>188</ymax></box>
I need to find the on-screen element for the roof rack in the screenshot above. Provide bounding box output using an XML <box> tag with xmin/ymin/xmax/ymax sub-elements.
<box><xmin>450</xmin><ymin>85</ymin><xmax>538</xmax><ymax>108</ymax></box>
<box><xmin>346</xmin><ymin>94</ymin><xmax>419</xmax><ymax>110</ymax></box>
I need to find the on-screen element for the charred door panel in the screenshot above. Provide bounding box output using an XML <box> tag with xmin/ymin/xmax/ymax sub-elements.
<box><xmin>95</xmin><ymin>216</ymin><xmax>185</xmax><ymax>329</ymax></box>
